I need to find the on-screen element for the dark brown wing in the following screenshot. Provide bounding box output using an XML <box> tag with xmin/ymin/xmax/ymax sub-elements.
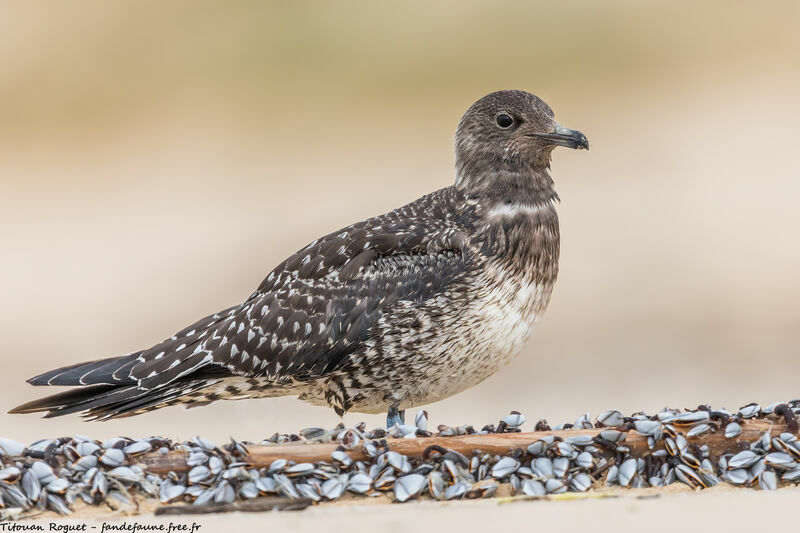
<box><xmin>125</xmin><ymin>187</ymin><xmax>469</xmax><ymax>388</ymax></box>
<box><xmin>15</xmin><ymin>187</ymin><xmax>472</xmax><ymax>418</ymax></box>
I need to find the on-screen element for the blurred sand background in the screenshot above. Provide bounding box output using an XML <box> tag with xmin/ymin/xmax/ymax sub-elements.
<box><xmin>1</xmin><ymin>0</ymin><xmax>799</xmax><ymax>454</ymax></box>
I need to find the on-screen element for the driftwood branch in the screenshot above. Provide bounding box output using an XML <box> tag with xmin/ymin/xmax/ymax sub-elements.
<box><xmin>135</xmin><ymin>419</ymin><xmax>794</xmax><ymax>476</ymax></box>
<box><xmin>154</xmin><ymin>497</ymin><xmax>312</xmax><ymax>515</ymax></box>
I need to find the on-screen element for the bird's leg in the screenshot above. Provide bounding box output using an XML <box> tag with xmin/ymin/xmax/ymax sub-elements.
<box><xmin>386</xmin><ymin>406</ymin><xmax>406</xmax><ymax>428</ymax></box>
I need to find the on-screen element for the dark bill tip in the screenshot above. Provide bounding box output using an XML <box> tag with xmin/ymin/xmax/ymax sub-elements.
<box><xmin>529</xmin><ymin>125</ymin><xmax>589</xmax><ymax>150</ymax></box>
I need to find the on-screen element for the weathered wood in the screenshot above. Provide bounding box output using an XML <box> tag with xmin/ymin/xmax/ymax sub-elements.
<box><xmin>135</xmin><ymin>419</ymin><xmax>793</xmax><ymax>476</ymax></box>
<box><xmin>154</xmin><ymin>497</ymin><xmax>312</xmax><ymax>515</ymax></box>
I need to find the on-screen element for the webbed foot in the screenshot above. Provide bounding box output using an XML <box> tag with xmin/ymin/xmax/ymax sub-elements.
<box><xmin>386</xmin><ymin>406</ymin><xmax>406</xmax><ymax>428</ymax></box>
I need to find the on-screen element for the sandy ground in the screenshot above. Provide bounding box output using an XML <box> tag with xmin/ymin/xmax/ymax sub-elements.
<box><xmin>17</xmin><ymin>485</ymin><xmax>800</xmax><ymax>533</ymax></box>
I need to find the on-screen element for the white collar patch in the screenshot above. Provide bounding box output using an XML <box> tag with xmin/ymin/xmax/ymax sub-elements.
<box><xmin>487</xmin><ymin>200</ymin><xmax>554</xmax><ymax>218</ymax></box>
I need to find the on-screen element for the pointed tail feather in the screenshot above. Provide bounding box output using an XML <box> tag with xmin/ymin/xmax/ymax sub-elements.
<box><xmin>9</xmin><ymin>384</ymin><xmax>119</xmax><ymax>415</ymax></box>
<box><xmin>12</xmin><ymin>352</ymin><xmax>234</xmax><ymax>420</ymax></box>
<box><xmin>9</xmin><ymin>378</ymin><xmax>225</xmax><ymax>420</ymax></box>
<box><xmin>26</xmin><ymin>353</ymin><xmax>142</xmax><ymax>387</ymax></box>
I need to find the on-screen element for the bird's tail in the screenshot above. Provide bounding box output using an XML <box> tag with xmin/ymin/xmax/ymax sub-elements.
<box><xmin>25</xmin><ymin>353</ymin><xmax>142</xmax><ymax>387</ymax></box>
<box><xmin>9</xmin><ymin>353</ymin><xmax>226</xmax><ymax>420</ymax></box>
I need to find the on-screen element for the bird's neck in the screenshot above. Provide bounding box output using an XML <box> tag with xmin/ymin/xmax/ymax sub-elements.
<box><xmin>456</xmin><ymin>167</ymin><xmax>560</xmax><ymax>287</ymax></box>
<box><xmin>455</xmin><ymin>166</ymin><xmax>558</xmax><ymax>206</ymax></box>
<box><xmin>454</xmin><ymin>140</ymin><xmax>554</xmax><ymax>190</ymax></box>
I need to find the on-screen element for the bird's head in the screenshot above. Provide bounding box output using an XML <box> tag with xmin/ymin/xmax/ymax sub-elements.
<box><xmin>454</xmin><ymin>90</ymin><xmax>587</xmax><ymax>189</ymax></box>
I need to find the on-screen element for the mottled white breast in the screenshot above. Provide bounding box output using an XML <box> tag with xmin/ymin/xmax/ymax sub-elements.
<box><xmin>394</xmin><ymin>264</ymin><xmax>552</xmax><ymax>409</ymax></box>
<box><xmin>472</xmin><ymin>267</ymin><xmax>552</xmax><ymax>367</ymax></box>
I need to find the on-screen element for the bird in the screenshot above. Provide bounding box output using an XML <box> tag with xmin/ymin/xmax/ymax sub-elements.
<box><xmin>10</xmin><ymin>90</ymin><xmax>588</xmax><ymax>428</ymax></box>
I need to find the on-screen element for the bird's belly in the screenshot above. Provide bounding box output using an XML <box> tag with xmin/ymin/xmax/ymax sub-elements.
<box><xmin>406</xmin><ymin>278</ymin><xmax>552</xmax><ymax>405</ymax></box>
<box><xmin>328</xmin><ymin>275</ymin><xmax>553</xmax><ymax>414</ymax></box>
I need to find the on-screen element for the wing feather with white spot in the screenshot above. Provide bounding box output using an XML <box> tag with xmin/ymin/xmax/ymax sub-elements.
<box><xmin>126</xmin><ymin>187</ymin><xmax>471</xmax><ymax>388</ymax></box>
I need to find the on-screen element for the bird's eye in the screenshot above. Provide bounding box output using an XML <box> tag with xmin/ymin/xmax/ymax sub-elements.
<box><xmin>496</xmin><ymin>114</ymin><xmax>513</xmax><ymax>128</ymax></box>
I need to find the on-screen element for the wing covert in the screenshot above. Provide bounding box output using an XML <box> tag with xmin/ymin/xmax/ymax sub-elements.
<box><xmin>129</xmin><ymin>187</ymin><xmax>471</xmax><ymax>388</ymax></box>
